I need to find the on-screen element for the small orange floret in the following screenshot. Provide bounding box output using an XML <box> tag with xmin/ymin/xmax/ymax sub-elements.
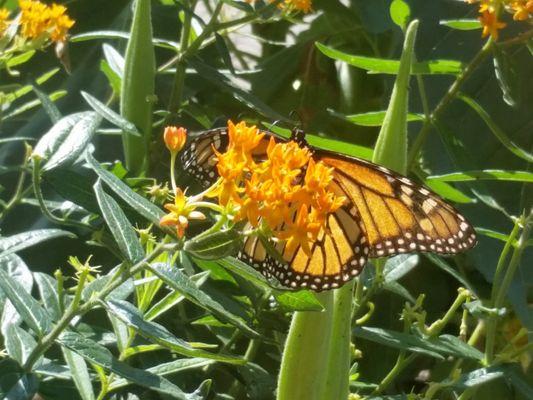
<box><xmin>164</xmin><ymin>126</ymin><xmax>187</xmax><ymax>154</ymax></box>
<box><xmin>479</xmin><ymin>10</ymin><xmax>506</xmax><ymax>40</ymax></box>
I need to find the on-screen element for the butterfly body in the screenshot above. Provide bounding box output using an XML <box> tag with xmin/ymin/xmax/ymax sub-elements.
<box><xmin>181</xmin><ymin>126</ymin><xmax>477</xmax><ymax>291</ymax></box>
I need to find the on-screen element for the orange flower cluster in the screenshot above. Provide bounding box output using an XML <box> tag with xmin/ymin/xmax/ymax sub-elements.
<box><xmin>212</xmin><ymin>121</ymin><xmax>345</xmax><ymax>256</ymax></box>
<box><xmin>245</xmin><ymin>0</ymin><xmax>312</xmax><ymax>14</ymax></box>
<box><xmin>467</xmin><ymin>0</ymin><xmax>533</xmax><ymax>40</ymax></box>
<box><xmin>19</xmin><ymin>0</ymin><xmax>75</xmax><ymax>43</ymax></box>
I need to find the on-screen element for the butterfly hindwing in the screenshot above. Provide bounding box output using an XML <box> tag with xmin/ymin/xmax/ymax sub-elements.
<box><xmin>318</xmin><ymin>153</ymin><xmax>477</xmax><ymax>257</ymax></box>
<box><xmin>238</xmin><ymin>203</ymin><xmax>369</xmax><ymax>291</ymax></box>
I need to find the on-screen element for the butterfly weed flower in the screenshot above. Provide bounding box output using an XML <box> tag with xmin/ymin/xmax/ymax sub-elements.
<box><xmin>164</xmin><ymin>125</ymin><xmax>187</xmax><ymax>154</ymax></box>
<box><xmin>19</xmin><ymin>0</ymin><xmax>75</xmax><ymax>43</ymax></box>
<box><xmin>160</xmin><ymin>188</ymin><xmax>206</xmax><ymax>238</ymax></box>
<box><xmin>465</xmin><ymin>0</ymin><xmax>533</xmax><ymax>40</ymax></box>
<box><xmin>245</xmin><ymin>0</ymin><xmax>313</xmax><ymax>14</ymax></box>
<box><xmin>479</xmin><ymin>9</ymin><xmax>507</xmax><ymax>39</ymax></box>
<box><xmin>164</xmin><ymin>125</ymin><xmax>187</xmax><ymax>192</ymax></box>
<box><xmin>210</xmin><ymin>120</ymin><xmax>345</xmax><ymax>258</ymax></box>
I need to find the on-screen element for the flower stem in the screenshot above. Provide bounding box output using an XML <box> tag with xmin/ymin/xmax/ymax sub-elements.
<box><xmin>408</xmin><ymin>39</ymin><xmax>494</xmax><ymax>168</ymax></box>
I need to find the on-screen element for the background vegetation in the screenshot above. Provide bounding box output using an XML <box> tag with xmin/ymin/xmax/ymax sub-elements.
<box><xmin>0</xmin><ymin>0</ymin><xmax>531</xmax><ymax>399</ymax></box>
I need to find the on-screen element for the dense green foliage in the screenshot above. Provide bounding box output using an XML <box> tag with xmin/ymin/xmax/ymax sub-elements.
<box><xmin>0</xmin><ymin>0</ymin><xmax>532</xmax><ymax>399</ymax></box>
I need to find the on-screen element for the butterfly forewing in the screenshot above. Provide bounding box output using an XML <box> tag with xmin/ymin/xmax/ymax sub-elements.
<box><xmin>319</xmin><ymin>154</ymin><xmax>477</xmax><ymax>257</ymax></box>
<box><xmin>181</xmin><ymin>128</ymin><xmax>228</xmax><ymax>187</ymax></box>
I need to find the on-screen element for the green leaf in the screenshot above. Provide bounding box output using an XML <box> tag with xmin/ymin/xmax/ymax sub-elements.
<box><xmin>505</xmin><ymin>365</ymin><xmax>533</xmax><ymax>399</ymax></box>
<box><xmin>439</xmin><ymin>19</ymin><xmax>482</xmax><ymax>30</ymax></box>
<box><xmin>81</xmin><ymin>269</ymin><xmax>133</xmax><ymax>302</ymax></box>
<box><xmin>102</xmin><ymin>43</ymin><xmax>124</xmax><ymax>78</ymax></box>
<box><xmin>85</xmin><ymin>151</ymin><xmax>164</xmax><ymax>225</ymax></box>
<box><xmin>34</xmin><ymin>273</ymin><xmax>61</xmax><ymax>321</ymax></box>
<box><xmin>105</xmin><ymin>300</ymin><xmax>244</xmax><ymax>363</ymax></box>
<box><xmin>330</xmin><ymin>109</ymin><xmax>424</xmax><ymax>127</ymax></box>
<box><xmin>150</xmin><ymin>264</ymin><xmax>259</xmax><ymax>338</ymax></box>
<box><xmin>493</xmin><ymin>45</ymin><xmax>521</xmax><ymax>107</ymax></box>
<box><xmin>427</xmin><ymin>169</ymin><xmax>533</xmax><ymax>183</ymax></box>
<box><xmin>0</xmin><ymin>229</ymin><xmax>75</xmax><ymax>259</ymax></box>
<box><xmin>6</xmin><ymin>50</ymin><xmax>35</xmax><ymax>67</ymax></box>
<box><xmin>57</xmin><ymin>331</ymin><xmax>205</xmax><ymax>400</ymax></box>
<box><xmin>4</xmin><ymin>325</ymin><xmax>38</xmax><ymax>366</ymax></box>
<box><xmin>390</xmin><ymin>0</ymin><xmax>410</xmax><ymax>30</ymax></box>
<box><xmin>61</xmin><ymin>348</ymin><xmax>95</xmax><ymax>400</ymax></box>
<box><xmin>33</xmin><ymin>112</ymin><xmax>101</xmax><ymax>172</ymax></box>
<box><xmin>145</xmin><ymin>272</ymin><xmax>210</xmax><ymax>321</ymax></box>
<box><xmin>423</xmin><ymin>179</ymin><xmax>475</xmax><ymax>204</ymax></box>
<box><xmin>354</xmin><ymin>327</ymin><xmax>483</xmax><ymax>360</ymax></box>
<box><xmin>275</xmin><ymin>291</ymin><xmax>324</xmax><ymax>312</ymax></box>
<box><xmin>265</xmin><ymin>124</ymin><xmax>373</xmax><ymax>160</ymax></box>
<box><xmin>108</xmin><ymin>358</ymin><xmax>214</xmax><ymax>391</ymax></box>
<box><xmin>81</xmin><ymin>91</ymin><xmax>140</xmax><ymax>136</ymax></box>
<box><xmin>189</xmin><ymin>59</ymin><xmax>289</xmax><ymax>122</ymax></box>
<box><xmin>383</xmin><ymin>254</ymin><xmax>419</xmax><ymax>282</ymax></box>
<box><xmin>458</xmin><ymin>95</ymin><xmax>533</xmax><ymax>163</ymax></box>
<box><xmin>0</xmin><ymin>268</ymin><xmax>52</xmax><ymax>336</ymax></box>
<box><xmin>120</xmin><ymin>0</ymin><xmax>156</xmax><ymax>174</ymax></box>
<box><xmin>0</xmin><ymin>254</ymin><xmax>32</xmax><ymax>337</ymax></box>
<box><xmin>2</xmin><ymin>90</ymin><xmax>66</xmax><ymax>121</ymax></box>
<box><xmin>31</xmin><ymin>84</ymin><xmax>62</xmax><ymax>123</ymax></box>
<box><xmin>184</xmin><ymin>230</ymin><xmax>242</xmax><ymax>261</ymax></box>
<box><xmin>71</xmin><ymin>30</ymin><xmax>179</xmax><ymax>51</ymax></box>
<box><xmin>316</xmin><ymin>42</ymin><xmax>462</xmax><ymax>75</ymax></box>
<box><xmin>425</xmin><ymin>254</ymin><xmax>477</xmax><ymax>296</ymax></box>
<box><xmin>94</xmin><ymin>180</ymin><xmax>145</xmax><ymax>263</ymax></box>
<box><xmin>217</xmin><ymin>256</ymin><xmax>285</xmax><ymax>292</ymax></box>
<box><xmin>3</xmin><ymin>374</ymin><xmax>39</xmax><ymax>400</ymax></box>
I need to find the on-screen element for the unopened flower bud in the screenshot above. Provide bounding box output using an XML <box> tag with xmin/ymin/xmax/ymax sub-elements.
<box><xmin>164</xmin><ymin>126</ymin><xmax>187</xmax><ymax>153</ymax></box>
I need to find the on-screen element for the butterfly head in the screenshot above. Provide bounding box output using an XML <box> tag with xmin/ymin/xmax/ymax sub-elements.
<box><xmin>290</xmin><ymin>127</ymin><xmax>308</xmax><ymax>148</ymax></box>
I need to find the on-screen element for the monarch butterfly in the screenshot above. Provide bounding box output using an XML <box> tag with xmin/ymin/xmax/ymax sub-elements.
<box><xmin>181</xmin><ymin>127</ymin><xmax>477</xmax><ymax>291</ymax></box>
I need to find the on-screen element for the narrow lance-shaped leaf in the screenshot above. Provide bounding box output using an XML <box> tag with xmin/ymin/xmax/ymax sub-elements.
<box><xmin>0</xmin><ymin>229</ymin><xmax>75</xmax><ymax>260</ymax></box>
<box><xmin>94</xmin><ymin>180</ymin><xmax>145</xmax><ymax>263</ymax></box>
<box><xmin>85</xmin><ymin>151</ymin><xmax>164</xmax><ymax>225</ymax></box>
<box><xmin>57</xmin><ymin>331</ymin><xmax>205</xmax><ymax>400</ymax></box>
<box><xmin>316</xmin><ymin>42</ymin><xmax>462</xmax><ymax>75</ymax></box>
<box><xmin>150</xmin><ymin>263</ymin><xmax>260</xmax><ymax>338</ymax></box>
<box><xmin>105</xmin><ymin>299</ymin><xmax>245</xmax><ymax>363</ymax></box>
<box><xmin>427</xmin><ymin>169</ymin><xmax>533</xmax><ymax>183</ymax></box>
<box><xmin>4</xmin><ymin>325</ymin><xmax>39</xmax><ymax>366</ymax></box>
<box><xmin>458</xmin><ymin>94</ymin><xmax>533</xmax><ymax>163</ymax></box>
<box><xmin>82</xmin><ymin>91</ymin><xmax>140</xmax><ymax>136</ymax></box>
<box><xmin>33</xmin><ymin>111</ymin><xmax>101</xmax><ymax>172</ymax></box>
<box><xmin>62</xmin><ymin>348</ymin><xmax>96</xmax><ymax>400</ymax></box>
<box><xmin>0</xmin><ymin>268</ymin><xmax>52</xmax><ymax>336</ymax></box>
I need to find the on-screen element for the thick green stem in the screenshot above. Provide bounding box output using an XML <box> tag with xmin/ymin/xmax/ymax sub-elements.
<box><xmin>277</xmin><ymin>292</ymin><xmax>334</xmax><ymax>400</ymax></box>
<box><xmin>320</xmin><ymin>282</ymin><xmax>354</xmax><ymax>400</ymax></box>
